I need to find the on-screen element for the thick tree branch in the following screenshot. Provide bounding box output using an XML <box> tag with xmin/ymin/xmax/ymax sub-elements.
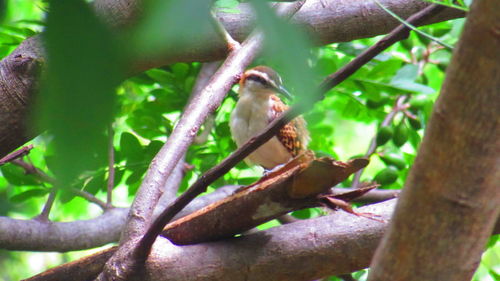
<box><xmin>368</xmin><ymin>0</ymin><xmax>500</xmax><ymax>280</ymax></box>
<box><xmin>0</xmin><ymin>186</ymin><xmax>235</xmax><ymax>252</ymax></box>
<box><xmin>0</xmin><ymin>208</ymin><xmax>127</xmax><ymax>252</ymax></box>
<box><xmin>0</xmin><ymin>0</ymin><xmax>464</xmax><ymax>159</ymax></box>
<box><xmin>27</xmin><ymin>199</ymin><xmax>397</xmax><ymax>281</ymax></box>
<box><xmin>4</xmin><ymin>184</ymin><xmax>497</xmax><ymax>254</ymax></box>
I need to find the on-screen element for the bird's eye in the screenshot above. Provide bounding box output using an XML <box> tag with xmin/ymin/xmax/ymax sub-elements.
<box><xmin>246</xmin><ymin>75</ymin><xmax>268</xmax><ymax>86</ymax></box>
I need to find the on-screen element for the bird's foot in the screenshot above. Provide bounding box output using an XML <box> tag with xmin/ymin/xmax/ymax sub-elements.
<box><xmin>319</xmin><ymin>195</ymin><xmax>386</xmax><ymax>223</ymax></box>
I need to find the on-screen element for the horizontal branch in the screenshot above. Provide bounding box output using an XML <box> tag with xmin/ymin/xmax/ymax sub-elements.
<box><xmin>27</xmin><ymin>199</ymin><xmax>397</xmax><ymax>281</ymax></box>
<box><xmin>147</xmin><ymin>200</ymin><xmax>396</xmax><ymax>281</ymax></box>
<box><xmin>131</xmin><ymin>0</ymin><xmax>464</xmax><ymax>71</ymax></box>
<box><xmin>0</xmin><ymin>186</ymin><xmax>235</xmax><ymax>251</ymax></box>
<box><xmin>332</xmin><ymin>187</ymin><xmax>399</xmax><ymax>203</ymax></box>
<box><xmin>0</xmin><ymin>208</ymin><xmax>127</xmax><ymax>251</ymax></box>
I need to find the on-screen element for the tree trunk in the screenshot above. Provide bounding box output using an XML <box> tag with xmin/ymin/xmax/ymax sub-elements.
<box><xmin>367</xmin><ymin>0</ymin><xmax>500</xmax><ymax>280</ymax></box>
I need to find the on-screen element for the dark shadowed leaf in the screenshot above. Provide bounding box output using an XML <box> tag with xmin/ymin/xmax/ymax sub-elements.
<box><xmin>10</xmin><ymin>188</ymin><xmax>50</xmax><ymax>203</ymax></box>
<box><xmin>120</xmin><ymin>132</ymin><xmax>144</xmax><ymax>164</ymax></box>
<box><xmin>37</xmin><ymin>0</ymin><xmax>122</xmax><ymax>187</ymax></box>
<box><xmin>1</xmin><ymin>164</ymin><xmax>40</xmax><ymax>186</ymax></box>
<box><xmin>83</xmin><ymin>173</ymin><xmax>106</xmax><ymax>195</ymax></box>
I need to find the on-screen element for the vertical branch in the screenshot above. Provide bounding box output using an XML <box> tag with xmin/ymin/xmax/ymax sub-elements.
<box><xmin>368</xmin><ymin>0</ymin><xmax>500</xmax><ymax>280</ymax></box>
<box><xmin>36</xmin><ymin>189</ymin><xmax>57</xmax><ymax>221</ymax></box>
<box><xmin>106</xmin><ymin>124</ymin><xmax>115</xmax><ymax>205</ymax></box>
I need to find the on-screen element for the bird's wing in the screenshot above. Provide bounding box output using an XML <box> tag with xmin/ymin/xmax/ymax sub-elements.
<box><xmin>269</xmin><ymin>95</ymin><xmax>310</xmax><ymax>157</ymax></box>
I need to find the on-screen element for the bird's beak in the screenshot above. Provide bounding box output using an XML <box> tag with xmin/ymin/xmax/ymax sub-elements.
<box><xmin>277</xmin><ymin>85</ymin><xmax>293</xmax><ymax>100</ymax></box>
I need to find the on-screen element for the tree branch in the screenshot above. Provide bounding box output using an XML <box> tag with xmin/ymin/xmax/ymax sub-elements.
<box><xmin>0</xmin><ymin>185</ymin><xmax>235</xmax><ymax>252</ymax></box>
<box><xmin>142</xmin><ymin>3</ymin><xmax>448</xmax><ymax>260</ymax></box>
<box><xmin>36</xmin><ymin>189</ymin><xmax>57</xmax><ymax>221</ymax></box>
<box><xmin>332</xmin><ymin>187</ymin><xmax>399</xmax><ymax>204</ymax></box>
<box><xmin>106</xmin><ymin>124</ymin><xmax>115</xmax><ymax>205</ymax></box>
<box><xmin>0</xmin><ymin>0</ymin><xmax>465</xmax><ymax>159</ymax></box>
<box><xmin>0</xmin><ymin>208</ymin><xmax>128</xmax><ymax>251</ymax></box>
<box><xmin>10</xmin><ymin>158</ymin><xmax>109</xmax><ymax>210</ymax></box>
<box><xmin>27</xmin><ymin>199</ymin><xmax>397</xmax><ymax>281</ymax></box>
<box><xmin>368</xmin><ymin>0</ymin><xmax>500</xmax><ymax>280</ymax></box>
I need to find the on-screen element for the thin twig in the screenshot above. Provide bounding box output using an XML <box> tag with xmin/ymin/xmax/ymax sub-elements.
<box><xmin>140</xmin><ymin>2</ymin><xmax>444</xmax><ymax>262</ymax></box>
<box><xmin>0</xmin><ymin>144</ymin><xmax>33</xmax><ymax>165</ymax></box>
<box><xmin>36</xmin><ymin>189</ymin><xmax>57</xmax><ymax>221</ymax></box>
<box><xmin>351</xmin><ymin>95</ymin><xmax>407</xmax><ymax>188</ymax></box>
<box><xmin>332</xmin><ymin>187</ymin><xmax>399</xmax><ymax>204</ymax></box>
<box><xmin>106</xmin><ymin>124</ymin><xmax>115</xmax><ymax>205</ymax></box>
<box><xmin>374</xmin><ymin>0</ymin><xmax>454</xmax><ymax>49</ymax></box>
<box><xmin>11</xmin><ymin>159</ymin><xmax>109</xmax><ymax>210</ymax></box>
<box><xmin>70</xmin><ymin>187</ymin><xmax>109</xmax><ymax>210</ymax></box>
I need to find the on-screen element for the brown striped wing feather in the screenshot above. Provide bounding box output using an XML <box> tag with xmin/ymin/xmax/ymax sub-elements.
<box><xmin>270</xmin><ymin>95</ymin><xmax>310</xmax><ymax>156</ymax></box>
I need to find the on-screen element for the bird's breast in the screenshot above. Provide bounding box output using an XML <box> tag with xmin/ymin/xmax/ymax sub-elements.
<box><xmin>230</xmin><ymin>95</ymin><xmax>271</xmax><ymax>146</ymax></box>
<box><xmin>230</xmin><ymin>95</ymin><xmax>292</xmax><ymax>169</ymax></box>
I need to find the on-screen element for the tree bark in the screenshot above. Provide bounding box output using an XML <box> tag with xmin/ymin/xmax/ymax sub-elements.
<box><xmin>367</xmin><ymin>0</ymin><xmax>500</xmax><ymax>280</ymax></box>
<box><xmin>0</xmin><ymin>0</ymin><xmax>464</xmax><ymax>158</ymax></box>
<box><xmin>27</xmin><ymin>199</ymin><xmax>396</xmax><ymax>281</ymax></box>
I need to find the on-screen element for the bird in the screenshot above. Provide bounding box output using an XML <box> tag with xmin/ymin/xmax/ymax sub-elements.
<box><xmin>229</xmin><ymin>66</ymin><xmax>310</xmax><ymax>170</ymax></box>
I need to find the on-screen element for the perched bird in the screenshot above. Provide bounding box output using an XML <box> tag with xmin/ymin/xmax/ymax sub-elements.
<box><xmin>230</xmin><ymin>66</ymin><xmax>310</xmax><ymax>170</ymax></box>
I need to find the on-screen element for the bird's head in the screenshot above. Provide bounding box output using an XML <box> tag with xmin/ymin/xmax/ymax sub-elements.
<box><xmin>239</xmin><ymin>66</ymin><xmax>292</xmax><ymax>99</ymax></box>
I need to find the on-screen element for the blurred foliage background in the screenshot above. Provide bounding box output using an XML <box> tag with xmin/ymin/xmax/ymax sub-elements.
<box><xmin>0</xmin><ymin>0</ymin><xmax>497</xmax><ymax>280</ymax></box>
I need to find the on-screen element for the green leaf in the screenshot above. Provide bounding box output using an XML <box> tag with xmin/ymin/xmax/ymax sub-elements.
<box><xmin>391</xmin><ymin>64</ymin><xmax>418</xmax><ymax>83</ymax></box>
<box><xmin>120</xmin><ymin>132</ymin><xmax>144</xmax><ymax>164</ymax></box>
<box><xmin>146</xmin><ymin>69</ymin><xmax>175</xmax><ymax>85</ymax></box>
<box><xmin>10</xmin><ymin>188</ymin><xmax>50</xmax><ymax>203</ymax></box>
<box><xmin>83</xmin><ymin>173</ymin><xmax>106</xmax><ymax>195</ymax></box>
<box><xmin>390</xmin><ymin>80</ymin><xmax>436</xmax><ymax>94</ymax></box>
<box><xmin>37</xmin><ymin>0</ymin><xmax>122</xmax><ymax>187</ymax></box>
<box><xmin>292</xmin><ymin>208</ymin><xmax>311</xmax><ymax>219</ymax></box>
<box><xmin>1</xmin><ymin>164</ymin><xmax>40</xmax><ymax>186</ymax></box>
<box><xmin>171</xmin><ymin>63</ymin><xmax>190</xmax><ymax>80</ymax></box>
